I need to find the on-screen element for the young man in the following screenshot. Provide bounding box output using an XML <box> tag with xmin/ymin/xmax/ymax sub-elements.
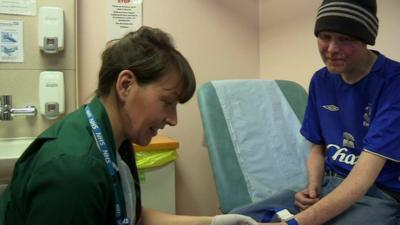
<box><xmin>233</xmin><ymin>0</ymin><xmax>400</xmax><ymax>224</ymax></box>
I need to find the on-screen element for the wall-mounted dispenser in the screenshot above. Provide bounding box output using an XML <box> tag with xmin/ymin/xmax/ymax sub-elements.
<box><xmin>39</xmin><ymin>71</ymin><xmax>65</xmax><ymax>119</ymax></box>
<box><xmin>38</xmin><ymin>6</ymin><xmax>64</xmax><ymax>54</ymax></box>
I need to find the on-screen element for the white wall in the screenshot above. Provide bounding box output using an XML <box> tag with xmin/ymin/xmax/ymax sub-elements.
<box><xmin>373</xmin><ymin>0</ymin><xmax>400</xmax><ymax>60</ymax></box>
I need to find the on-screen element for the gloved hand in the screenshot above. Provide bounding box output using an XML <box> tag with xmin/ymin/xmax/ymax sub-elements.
<box><xmin>211</xmin><ymin>214</ymin><xmax>259</xmax><ymax>225</ymax></box>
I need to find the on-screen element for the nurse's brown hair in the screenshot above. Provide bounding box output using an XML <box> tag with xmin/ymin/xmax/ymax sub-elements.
<box><xmin>96</xmin><ymin>26</ymin><xmax>196</xmax><ymax>103</ymax></box>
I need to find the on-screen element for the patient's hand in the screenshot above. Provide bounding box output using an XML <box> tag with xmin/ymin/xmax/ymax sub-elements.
<box><xmin>295</xmin><ymin>185</ymin><xmax>320</xmax><ymax>210</ymax></box>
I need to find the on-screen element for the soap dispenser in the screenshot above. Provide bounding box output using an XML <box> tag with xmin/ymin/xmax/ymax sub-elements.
<box><xmin>39</xmin><ymin>71</ymin><xmax>65</xmax><ymax>119</ymax></box>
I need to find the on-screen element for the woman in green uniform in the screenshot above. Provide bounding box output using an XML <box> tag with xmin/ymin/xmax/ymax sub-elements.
<box><xmin>0</xmin><ymin>26</ymin><xmax>258</xmax><ymax>225</ymax></box>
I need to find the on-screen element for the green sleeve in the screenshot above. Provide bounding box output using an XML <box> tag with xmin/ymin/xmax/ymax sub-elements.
<box><xmin>25</xmin><ymin>155</ymin><xmax>114</xmax><ymax>225</ymax></box>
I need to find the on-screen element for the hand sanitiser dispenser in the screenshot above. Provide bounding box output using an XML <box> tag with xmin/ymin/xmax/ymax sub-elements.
<box><xmin>38</xmin><ymin>6</ymin><xmax>64</xmax><ymax>54</ymax></box>
<box><xmin>39</xmin><ymin>71</ymin><xmax>65</xmax><ymax>119</ymax></box>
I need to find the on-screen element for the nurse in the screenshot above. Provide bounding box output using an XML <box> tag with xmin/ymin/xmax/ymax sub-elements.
<box><xmin>0</xmin><ymin>26</ymin><xmax>258</xmax><ymax>225</ymax></box>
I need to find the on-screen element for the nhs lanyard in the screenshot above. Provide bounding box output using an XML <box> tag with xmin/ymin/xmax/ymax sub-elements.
<box><xmin>85</xmin><ymin>106</ymin><xmax>130</xmax><ymax>225</ymax></box>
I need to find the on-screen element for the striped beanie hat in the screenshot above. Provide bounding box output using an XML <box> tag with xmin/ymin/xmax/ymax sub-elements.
<box><xmin>314</xmin><ymin>0</ymin><xmax>379</xmax><ymax>45</ymax></box>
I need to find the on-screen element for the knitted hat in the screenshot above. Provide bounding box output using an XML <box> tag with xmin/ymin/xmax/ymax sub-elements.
<box><xmin>314</xmin><ymin>0</ymin><xmax>379</xmax><ymax>45</ymax></box>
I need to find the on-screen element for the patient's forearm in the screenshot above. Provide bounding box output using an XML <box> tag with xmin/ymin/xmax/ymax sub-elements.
<box><xmin>295</xmin><ymin>151</ymin><xmax>386</xmax><ymax>225</ymax></box>
<box><xmin>306</xmin><ymin>144</ymin><xmax>325</xmax><ymax>189</ymax></box>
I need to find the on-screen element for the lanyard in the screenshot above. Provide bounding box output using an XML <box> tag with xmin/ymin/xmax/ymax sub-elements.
<box><xmin>85</xmin><ymin>106</ymin><xmax>130</xmax><ymax>225</ymax></box>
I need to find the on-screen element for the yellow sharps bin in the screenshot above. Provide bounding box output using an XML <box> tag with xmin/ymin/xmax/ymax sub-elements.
<box><xmin>133</xmin><ymin>135</ymin><xmax>179</xmax><ymax>213</ymax></box>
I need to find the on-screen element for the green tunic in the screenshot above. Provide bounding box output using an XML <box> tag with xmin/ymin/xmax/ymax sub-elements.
<box><xmin>0</xmin><ymin>97</ymin><xmax>141</xmax><ymax>225</ymax></box>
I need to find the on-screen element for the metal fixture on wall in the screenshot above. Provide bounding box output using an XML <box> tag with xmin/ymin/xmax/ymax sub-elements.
<box><xmin>0</xmin><ymin>95</ymin><xmax>37</xmax><ymax>121</ymax></box>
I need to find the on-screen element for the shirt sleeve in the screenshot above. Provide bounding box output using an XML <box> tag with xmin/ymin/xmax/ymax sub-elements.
<box><xmin>25</xmin><ymin>155</ymin><xmax>114</xmax><ymax>225</ymax></box>
<box><xmin>300</xmin><ymin>75</ymin><xmax>324</xmax><ymax>145</ymax></box>
<box><xmin>363</xmin><ymin>77</ymin><xmax>400</xmax><ymax>162</ymax></box>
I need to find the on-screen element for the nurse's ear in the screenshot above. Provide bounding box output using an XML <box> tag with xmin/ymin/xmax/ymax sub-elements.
<box><xmin>115</xmin><ymin>70</ymin><xmax>137</xmax><ymax>101</ymax></box>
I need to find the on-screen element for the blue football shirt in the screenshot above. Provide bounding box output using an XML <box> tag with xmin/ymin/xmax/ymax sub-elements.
<box><xmin>301</xmin><ymin>52</ymin><xmax>400</xmax><ymax>191</ymax></box>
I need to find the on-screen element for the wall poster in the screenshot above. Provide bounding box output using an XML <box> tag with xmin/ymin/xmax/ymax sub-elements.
<box><xmin>0</xmin><ymin>0</ymin><xmax>36</xmax><ymax>16</ymax></box>
<box><xmin>106</xmin><ymin>0</ymin><xmax>143</xmax><ymax>42</ymax></box>
<box><xmin>0</xmin><ymin>20</ymin><xmax>24</xmax><ymax>62</ymax></box>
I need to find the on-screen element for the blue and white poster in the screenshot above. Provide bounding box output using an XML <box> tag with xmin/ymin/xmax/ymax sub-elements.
<box><xmin>0</xmin><ymin>20</ymin><xmax>23</xmax><ymax>63</ymax></box>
